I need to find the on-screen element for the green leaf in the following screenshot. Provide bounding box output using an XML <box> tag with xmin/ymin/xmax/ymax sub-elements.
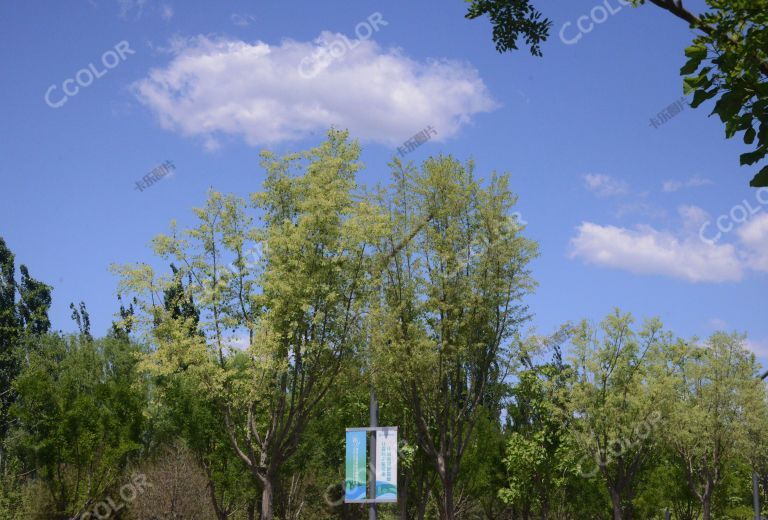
<box><xmin>680</xmin><ymin>56</ymin><xmax>702</xmax><ymax>76</ymax></box>
<box><xmin>691</xmin><ymin>88</ymin><xmax>718</xmax><ymax>108</ymax></box>
<box><xmin>740</xmin><ymin>148</ymin><xmax>766</xmax><ymax>166</ymax></box>
<box><xmin>684</xmin><ymin>73</ymin><xmax>711</xmax><ymax>94</ymax></box>
<box><xmin>683</xmin><ymin>78</ymin><xmax>700</xmax><ymax>95</ymax></box>
<box><xmin>749</xmin><ymin>165</ymin><xmax>768</xmax><ymax>188</ymax></box>
<box><xmin>712</xmin><ymin>91</ymin><xmax>743</xmax><ymax>123</ymax></box>
<box><xmin>744</xmin><ymin>127</ymin><xmax>756</xmax><ymax>145</ymax></box>
<box><xmin>684</xmin><ymin>44</ymin><xmax>707</xmax><ymax>60</ymax></box>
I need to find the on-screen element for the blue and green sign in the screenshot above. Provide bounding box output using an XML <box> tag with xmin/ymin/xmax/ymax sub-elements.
<box><xmin>375</xmin><ymin>428</ymin><xmax>398</xmax><ymax>501</ymax></box>
<box><xmin>345</xmin><ymin>430</ymin><xmax>367</xmax><ymax>501</ymax></box>
<box><xmin>345</xmin><ymin>427</ymin><xmax>398</xmax><ymax>503</ymax></box>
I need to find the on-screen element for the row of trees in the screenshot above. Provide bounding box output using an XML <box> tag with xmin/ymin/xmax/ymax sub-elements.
<box><xmin>0</xmin><ymin>130</ymin><xmax>766</xmax><ymax>518</ymax></box>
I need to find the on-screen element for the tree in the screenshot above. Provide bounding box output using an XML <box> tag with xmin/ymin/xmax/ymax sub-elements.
<box><xmin>372</xmin><ymin>156</ymin><xmax>537</xmax><ymax>520</ymax></box>
<box><xmin>466</xmin><ymin>0</ymin><xmax>768</xmax><ymax>187</ymax></box>
<box><xmin>144</xmin><ymin>269</ymin><xmax>256</xmax><ymax>520</ymax></box>
<box><xmin>0</xmin><ymin>238</ymin><xmax>52</xmax><ymax>474</ymax></box>
<box><xmin>567</xmin><ymin>311</ymin><xmax>673</xmax><ymax>520</ymax></box>
<box><xmin>0</xmin><ymin>238</ymin><xmax>20</xmax><ymax>475</ymax></box>
<box><xmin>465</xmin><ymin>0</ymin><xmax>551</xmax><ymax>56</ymax></box>
<box><xmin>664</xmin><ymin>332</ymin><xmax>768</xmax><ymax>520</ymax></box>
<box><xmin>9</xmin><ymin>334</ymin><xmax>147</xmax><ymax>519</ymax></box>
<box><xmin>117</xmin><ymin>129</ymin><xmax>380</xmax><ymax>520</ymax></box>
<box><xmin>129</xmin><ymin>442</ymin><xmax>217</xmax><ymax>520</ymax></box>
<box><xmin>499</xmin><ymin>334</ymin><xmax>606</xmax><ymax>518</ymax></box>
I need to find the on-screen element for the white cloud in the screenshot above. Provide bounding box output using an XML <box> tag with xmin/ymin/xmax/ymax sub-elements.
<box><xmin>583</xmin><ymin>174</ymin><xmax>628</xmax><ymax>197</ymax></box>
<box><xmin>133</xmin><ymin>35</ymin><xmax>498</xmax><ymax>149</ymax></box>
<box><xmin>569</xmin><ymin>206</ymin><xmax>744</xmax><ymax>283</ymax></box>
<box><xmin>223</xmin><ymin>332</ymin><xmax>250</xmax><ymax>351</ymax></box>
<box><xmin>737</xmin><ymin>213</ymin><xmax>768</xmax><ymax>272</ymax></box>
<box><xmin>745</xmin><ymin>338</ymin><xmax>768</xmax><ymax>359</ymax></box>
<box><xmin>662</xmin><ymin>176</ymin><xmax>713</xmax><ymax>193</ymax></box>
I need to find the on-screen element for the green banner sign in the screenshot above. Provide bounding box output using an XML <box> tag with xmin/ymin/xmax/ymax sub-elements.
<box><xmin>375</xmin><ymin>428</ymin><xmax>398</xmax><ymax>501</ymax></box>
<box><xmin>345</xmin><ymin>430</ymin><xmax>367</xmax><ymax>501</ymax></box>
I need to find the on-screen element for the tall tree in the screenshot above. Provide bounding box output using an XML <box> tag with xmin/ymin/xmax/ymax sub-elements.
<box><xmin>117</xmin><ymin>129</ymin><xmax>380</xmax><ymax>520</ymax></box>
<box><xmin>664</xmin><ymin>332</ymin><xmax>768</xmax><ymax>520</ymax></box>
<box><xmin>499</xmin><ymin>335</ymin><xmax>606</xmax><ymax>518</ymax></box>
<box><xmin>0</xmin><ymin>238</ymin><xmax>52</xmax><ymax>474</ymax></box>
<box><xmin>372</xmin><ymin>157</ymin><xmax>537</xmax><ymax>520</ymax></box>
<box><xmin>567</xmin><ymin>311</ymin><xmax>673</xmax><ymax>520</ymax></box>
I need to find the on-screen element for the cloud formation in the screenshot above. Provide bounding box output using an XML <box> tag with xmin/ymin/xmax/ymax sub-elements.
<box><xmin>569</xmin><ymin>207</ymin><xmax>768</xmax><ymax>283</ymax></box>
<box><xmin>738</xmin><ymin>213</ymin><xmax>768</xmax><ymax>272</ymax></box>
<box><xmin>745</xmin><ymin>338</ymin><xmax>768</xmax><ymax>359</ymax></box>
<box><xmin>134</xmin><ymin>35</ymin><xmax>498</xmax><ymax>149</ymax></box>
<box><xmin>662</xmin><ymin>176</ymin><xmax>713</xmax><ymax>193</ymax></box>
<box><xmin>583</xmin><ymin>174</ymin><xmax>629</xmax><ymax>197</ymax></box>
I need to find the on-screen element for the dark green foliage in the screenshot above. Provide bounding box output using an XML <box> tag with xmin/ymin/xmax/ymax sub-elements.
<box><xmin>17</xmin><ymin>266</ymin><xmax>51</xmax><ymax>336</ymax></box>
<box><xmin>163</xmin><ymin>263</ymin><xmax>200</xmax><ymax>335</ymax></box>
<box><xmin>0</xmin><ymin>238</ymin><xmax>52</xmax><ymax>475</ymax></box>
<box><xmin>109</xmin><ymin>294</ymin><xmax>136</xmax><ymax>340</ymax></box>
<box><xmin>680</xmin><ymin>0</ymin><xmax>768</xmax><ymax>186</ymax></box>
<box><xmin>465</xmin><ymin>0</ymin><xmax>551</xmax><ymax>56</ymax></box>
<box><xmin>8</xmin><ymin>333</ymin><xmax>147</xmax><ymax>518</ymax></box>
<box><xmin>0</xmin><ymin>239</ymin><xmax>20</xmax><ymax>449</ymax></box>
<box><xmin>68</xmin><ymin>301</ymin><xmax>91</xmax><ymax>340</ymax></box>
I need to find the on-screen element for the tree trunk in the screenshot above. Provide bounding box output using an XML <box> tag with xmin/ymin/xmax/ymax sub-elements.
<box><xmin>261</xmin><ymin>476</ymin><xmax>274</xmax><ymax>520</ymax></box>
<box><xmin>417</xmin><ymin>491</ymin><xmax>428</xmax><ymax>520</ymax></box>
<box><xmin>610</xmin><ymin>489</ymin><xmax>623</xmax><ymax>520</ymax></box>
<box><xmin>441</xmin><ymin>477</ymin><xmax>455</xmax><ymax>520</ymax></box>
<box><xmin>700</xmin><ymin>475</ymin><xmax>714</xmax><ymax>520</ymax></box>
<box><xmin>399</xmin><ymin>471</ymin><xmax>409</xmax><ymax>520</ymax></box>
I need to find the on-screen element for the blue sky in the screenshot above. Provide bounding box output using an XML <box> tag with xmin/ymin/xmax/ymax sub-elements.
<box><xmin>1</xmin><ymin>0</ymin><xmax>766</xmax><ymax>363</ymax></box>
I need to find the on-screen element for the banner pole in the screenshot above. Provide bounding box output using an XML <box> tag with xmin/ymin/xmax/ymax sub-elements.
<box><xmin>369</xmin><ymin>385</ymin><xmax>378</xmax><ymax>520</ymax></box>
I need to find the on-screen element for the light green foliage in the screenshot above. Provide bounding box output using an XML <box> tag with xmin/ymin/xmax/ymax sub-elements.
<box><xmin>115</xmin><ymin>129</ymin><xmax>385</xmax><ymax>520</ymax></box>
<box><xmin>568</xmin><ymin>311</ymin><xmax>674</xmax><ymax>518</ymax></box>
<box><xmin>664</xmin><ymin>332</ymin><xmax>767</xmax><ymax>518</ymax></box>
<box><xmin>3</xmin><ymin>135</ymin><xmax>768</xmax><ymax>518</ymax></box>
<box><xmin>499</xmin><ymin>335</ymin><xmax>607</xmax><ymax>517</ymax></box>
<box><xmin>372</xmin><ymin>155</ymin><xmax>538</xmax><ymax>519</ymax></box>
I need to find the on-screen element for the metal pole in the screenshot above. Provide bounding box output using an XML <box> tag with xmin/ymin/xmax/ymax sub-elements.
<box><xmin>369</xmin><ymin>386</ymin><xmax>378</xmax><ymax>520</ymax></box>
<box><xmin>664</xmin><ymin>506</ymin><xmax>670</xmax><ymax>520</ymax></box>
